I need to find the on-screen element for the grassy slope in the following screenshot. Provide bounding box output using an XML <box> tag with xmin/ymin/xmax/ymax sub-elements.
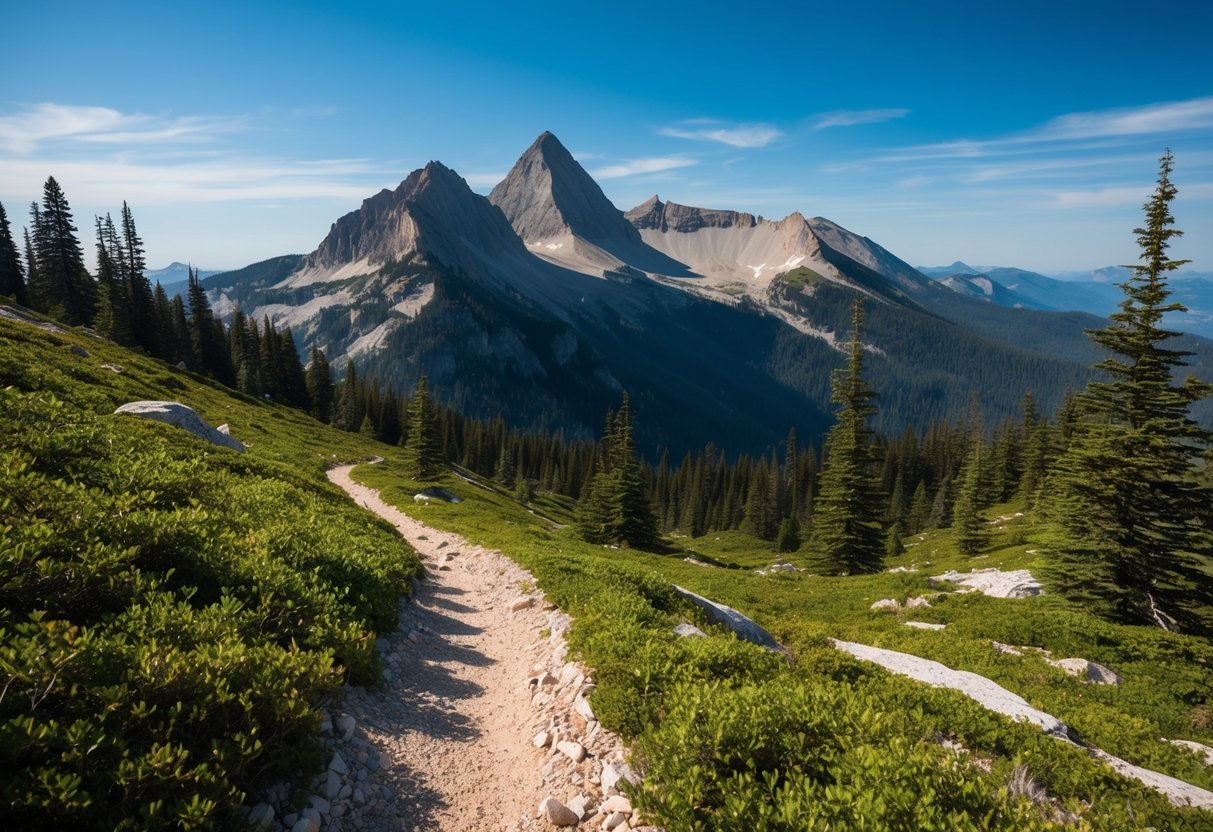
<box><xmin>0</xmin><ymin>315</ymin><xmax>422</xmax><ymax>830</ymax></box>
<box><xmin>354</xmin><ymin>461</ymin><xmax>1213</xmax><ymax>830</ymax></box>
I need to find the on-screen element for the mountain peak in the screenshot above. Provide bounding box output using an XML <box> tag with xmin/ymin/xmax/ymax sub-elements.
<box><xmin>489</xmin><ymin>132</ymin><xmax>642</xmax><ymax>247</ymax></box>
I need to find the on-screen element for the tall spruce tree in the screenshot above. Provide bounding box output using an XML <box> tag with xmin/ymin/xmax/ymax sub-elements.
<box><xmin>0</xmin><ymin>201</ymin><xmax>28</xmax><ymax>304</ymax></box>
<box><xmin>952</xmin><ymin>442</ymin><xmax>989</xmax><ymax>555</ymax></box>
<box><xmin>576</xmin><ymin>394</ymin><xmax>660</xmax><ymax>550</ymax></box>
<box><xmin>402</xmin><ymin>373</ymin><xmax>444</xmax><ymax>479</ymax></box>
<box><xmin>29</xmin><ymin>177</ymin><xmax>96</xmax><ymax>324</ymax></box>
<box><xmin>809</xmin><ymin>298</ymin><xmax>886</xmax><ymax>574</ymax></box>
<box><xmin>306</xmin><ymin>347</ymin><xmax>335</xmax><ymax>423</ymax></box>
<box><xmin>1047</xmin><ymin>151</ymin><xmax>1213</xmax><ymax>631</ymax></box>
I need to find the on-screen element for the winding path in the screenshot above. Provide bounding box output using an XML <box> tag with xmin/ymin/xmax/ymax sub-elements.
<box><xmin>326</xmin><ymin>463</ymin><xmax>556</xmax><ymax>832</ymax></box>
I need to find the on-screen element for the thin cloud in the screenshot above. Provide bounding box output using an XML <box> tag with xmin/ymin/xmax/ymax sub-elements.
<box><xmin>811</xmin><ymin>108</ymin><xmax>909</xmax><ymax>131</ymax></box>
<box><xmin>1033</xmin><ymin>96</ymin><xmax>1213</xmax><ymax>142</ymax></box>
<box><xmin>592</xmin><ymin>157</ymin><xmax>697</xmax><ymax>180</ymax></box>
<box><xmin>0</xmin><ymin>103</ymin><xmax>244</xmax><ymax>154</ymax></box>
<box><xmin>1048</xmin><ymin>181</ymin><xmax>1213</xmax><ymax>209</ymax></box>
<box><xmin>658</xmin><ymin>122</ymin><xmax>783</xmax><ymax>148</ymax></box>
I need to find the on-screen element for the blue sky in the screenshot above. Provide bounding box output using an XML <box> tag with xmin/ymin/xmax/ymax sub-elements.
<box><xmin>1</xmin><ymin>0</ymin><xmax>1211</xmax><ymax>273</ymax></box>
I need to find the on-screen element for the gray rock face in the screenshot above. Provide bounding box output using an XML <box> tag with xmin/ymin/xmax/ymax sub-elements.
<box><xmin>490</xmin><ymin>132</ymin><xmax>643</xmax><ymax>246</ymax></box>
<box><xmin>673</xmin><ymin>622</ymin><xmax>707</xmax><ymax>638</ymax></box>
<box><xmin>671</xmin><ymin>585</ymin><xmax>779</xmax><ymax>650</ymax></box>
<box><xmin>626</xmin><ymin>195</ymin><xmax>758</xmax><ymax>233</ymax></box>
<box><xmin>931</xmin><ymin>568</ymin><xmax>1042</xmax><ymax>598</ymax></box>
<box><xmin>305</xmin><ymin>161</ymin><xmax>529</xmax><ymax>279</ymax></box>
<box><xmin>114</xmin><ymin>401</ymin><xmax>245</xmax><ymax>452</ymax></box>
<box><xmin>1049</xmin><ymin>657</ymin><xmax>1122</xmax><ymax>685</ymax></box>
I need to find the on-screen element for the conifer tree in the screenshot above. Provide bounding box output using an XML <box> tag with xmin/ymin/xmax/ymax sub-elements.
<box><xmin>776</xmin><ymin>515</ymin><xmax>801</xmax><ymax>553</ymax></box>
<box><xmin>885</xmin><ymin>524</ymin><xmax>905</xmax><ymax>559</ymax></box>
<box><xmin>1047</xmin><ymin>151</ymin><xmax>1213</xmax><ymax>631</ymax></box>
<box><xmin>809</xmin><ymin>299</ymin><xmax>886</xmax><ymax>574</ymax></box>
<box><xmin>336</xmin><ymin>360</ymin><xmax>362</xmax><ymax>430</ymax></box>
<box><xmin>0</xmin><ymin>201</ymin><xmax>27</xmax><ymax>305</ymax></box>
<box><xmin>306</xmin><ymin>346</ymin><xmax>335</xmax><ymax>423</ymax></box>
<box><xmin>22</xmin><ymin>227</ymin><xmax>39</xmax><ymax>303</ymax></box>
<box><xmin>952</xmin><ymin>442</ymin><xmax>989</xmax><ymax>555</ymax></box>
<box><xmin>29</xmin><ymin>177</ymin><xmax>96</xmax><ymax>324</ymax></box>
<box><xmin>908</xmin><ymin>480</ymin><xmax>930</xmax><ymax>534</ymax></box>
<box><xmin>402</xmin><ymin>373</ymin><xmax>444</xmax><ymax>479</ymax></box>
<box><xmin>120</xmin><ymin>202</ymin><xmax>158</xmax><ymax>354</ymax></box>
<box><xmin>576</xmin><ymin>394</ymin><xmax>660</xmax><ymax>550</ymax></box>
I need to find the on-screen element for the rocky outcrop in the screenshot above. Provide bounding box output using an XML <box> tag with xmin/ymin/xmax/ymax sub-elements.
<box><xmin>671</xmin><ymin>585</ymin><xmax>779</xmax><ymax>650</ymax></box>
<box><xmin>625</xmin><ymin>196</ymin><xmax>758</xmax><ymax>233</ymax></box>
<box><xmin>930</xmin><ymin>568</ymin><xmax>1042</xmax><ymax>598</ymax></box>
<box><xmin>114</xmin><ymin>401</ymin><xmax>245</xmax><ymax>452</ymax></box>
<box><xmin>1047</xmin><ymin>657</ymin><xmax>1122</xmax><ymax>685</ymax></box>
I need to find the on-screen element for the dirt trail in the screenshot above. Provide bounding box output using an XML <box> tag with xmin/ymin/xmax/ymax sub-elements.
<box><xmin>327</xmin><ymin>463</ymin><xmax>555</xmax><ymax>832</ymax></box>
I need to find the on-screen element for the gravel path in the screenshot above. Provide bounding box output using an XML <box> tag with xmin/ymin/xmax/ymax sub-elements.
<box><xmin>327</xmin><ymin>463</ymin><xmax>556</xmax><ymax>832</ymax></box>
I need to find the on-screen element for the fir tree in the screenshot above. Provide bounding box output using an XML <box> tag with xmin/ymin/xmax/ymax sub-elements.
<box><xmin>885</xmin><ymin>524</ymin><xmax>905</xmax><ymax>559</ymax></box>
<box><xmin>575</xmin><ymin>394</ymin><xmax>660</xmax><ymax>550</ymax></box>
<box><xmin>952</xmin><ymin>442</ymin><xmax>989</xmax><ymax>555</ymax></box>
<box><xmin>120</xmin><ymin>202</ymin><xmax>158</xmax><ymax>354</ymax></box>
<box><xmin>0</xmin><ymin>201</ymin><xmax>27</xmax><ymax>304</ymax></box>
<box><xmin>908</xmin><ymin>480</ymin><xmax>930</xmax><ymax>535</ymax></box>
<box><xmin>402</xmin><ymin>373</ymin><xmax>444</xmax><ymax>479</ymax></box>
<box><xmin>306</xmin><ymin>347</ymin><xmax>335</xmax><ymax>423</ymax></box>
<box><xmin>29</xmin><ymin>177</ymin><xmax>96</xmax><ymax>324</ymax></box>
<box><xmin>809</xmin><ymin>299</ymin><xmax>886</xmax><ymax>574</ymax></box>
<box><xmin>1047</xmin><ymin>151</ymin><xmax>1213</xmax><ymax>631</ymax></box>
<box><xmin>336</xmin><ymin>360</ymin><xmax>362</xmax><ymax>431</ymax></box>
<box><xmin>776</xmin><ymin>515</ymin><xmax>801</xmax><ymax>553</ymax></box>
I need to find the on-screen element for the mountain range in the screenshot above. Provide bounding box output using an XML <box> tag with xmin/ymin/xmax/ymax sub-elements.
<box><xmin>918</xmin><ymin>262</ymin><xmax>1213</xmax><ymax>340</ymax></box>
<box><xmin>200</xmin><ymin>132</ymin><xmax>1213</xmax><ymax>454</ymax></box>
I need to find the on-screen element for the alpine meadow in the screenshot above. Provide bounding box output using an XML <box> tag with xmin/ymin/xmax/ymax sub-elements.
<box><xmin>3</xmin><ymin>3</ymin><xmax>1213</xmax><ymax>830</ymax></box>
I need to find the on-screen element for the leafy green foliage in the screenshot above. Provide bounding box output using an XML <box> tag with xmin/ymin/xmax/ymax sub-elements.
<box><xmin>0</xmin><ymin>320</ymin><xmax>421</xmax><ymax>830</ymax></box>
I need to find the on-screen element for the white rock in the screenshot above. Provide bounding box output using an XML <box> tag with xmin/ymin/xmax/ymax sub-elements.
<box><xmin>247</xmin><ymin>802</ymin><xmax>275</xmax><ymax>828</ymax></box>
<box><xmin>308</xmin><ymin>795</ymin><xmax>330</xmax><ymax>814</ymax></box>
<box><xmin>832</xmin><ymin>639</ymin><xmax>1071</xmax><ymax>739</ymax></box>
<box><xmin>353</xmin><ymin>787</ymin><xmax>366</xmax><ymax>805</ymax></box>
<box><xmin>539</xmin><ymin>796</ymin><xmax>580</xmax><ymax>826</ymax></box>
<box><xmin>904</xmin><ymin>621</ymin><xmax>946</xmax><ymax>630</ymax></box>
<box><xmin>114</xmin><ymin>401</ymin><xmax>245</xmax><ymax>452</ymax></box>
<box><xmin>329</xmin><ymin>751</ymin><xmax>350</xmax><ymax>776</ymax></box>
<box><xmin>930</xmin><ymin>568</ymin><xmax>1042</xmax><ymax>599</ymax></box>
<box><xmin>512</xmin><ymin>595</ymin><xmax>535</xmax><ymax>611</ymax></box>
<box><xmin>602</xmin><ymin>811</ymin><xmax>628</xmax><ymax>830</ymax></box>
<box><xmin>1048</xmin><ymin>657</ymin><xmax>1122</xmax><ymax>685</ymax></box>
<box><xmin>324</xmin><ymin>770</ymin><xmax>341</xmax><ymax>799</ymax></box>
<box><xmin>905</xmin><ymin>596</ymin><xmax>932</xmax><ymax>609</ymax></box>
<box><xmin>574</xmin><ymin>692</ymin><xmax>596</xmax><ymax>722</ymax></box>
<box><xmin>567</xmin><ymin>793</ymin><xmax>595</xmax><ymax>820</ymax></box>
<box><xmin>670</xmin><ymin>585</ymin><xmax>779</xmax><ymax>649</ymax></box>
<box><xmin>991</xmin><ymin>641</ymin><xmax>1024</xmax><ymax>656</ymax></box>
<box><xmin>601</xmin><ymin>794</ymin><xmax>632</xmax><ymax>814</ymax></box>
<box><xmin>601</xmin><ymin>762</ymin><xmax>632</xmax><ymax>794</ymax></box>
<box><xmin>672</xmin><ymin>623</ymin><xmax>707</xmax><ymax>638</ymax></box>
<box><xmin>870</xmin><ymin>598</ymin><xmax>900</xmax><ymax>611</ymax></box>
<box><xmin>1167</xmin><ymin>738</ymin><xmax>1213</xmax><ymax>766</ymax></box>
<box><xmin>533</xmin><ymin>730</ymin><xmax>552</xmax><ymax>748</ymax></box>
<box><xmin>886</xmin><ymin>565</ymin><xmax>918</xmax><ymax>573</ymax></box>
<box><xmin>557</xmin><ymin>740</ymin><xmax>587</xmax><ymax>762</ymax></box>
<box><xmin>335</xmin><ymin>713</ymin><xmax>356</xmax><ymax>740</ymax></box>
<box><xmin>558</xmin><ymin>662</ymin><xmax>580</xmax><ymax>686</ymax></box>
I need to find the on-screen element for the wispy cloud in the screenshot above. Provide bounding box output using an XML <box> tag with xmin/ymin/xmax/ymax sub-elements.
<box><xmin>810</xmin><ymin>108</ymin><xmax>909</xmax><ymax>131</ymax></box>
<box><xmin>1048</xmin><ymin>181</ymin><xmax>1213</xmax><ymax>209</ymax></box>
<box><xmin>0</xmin><ymin>103</ymin><xmax>245</xmax><ymax>154</ymax></box>
<box><xmin>658</xmin><ymin>122</ymin><xmax>782</xmax><ymax>148</ymax></box>
<box><xmin>592</xmin><ymin>156</ymin><xmax>697</xmax><ymax>180</ymax></box>
<box><xmin>1032</xmin><ymin>96</ymin><xmax>1213</xmax><ymax>142</ymax></box>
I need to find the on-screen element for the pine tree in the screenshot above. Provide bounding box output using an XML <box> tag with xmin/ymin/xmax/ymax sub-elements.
<box><xmin>885</xmin><ymin>524</ymin><xmax>905</xmax><ymax>559</ymax></box>
<box><xmin>809</xmin><ymin>299</ymin><xmax>886</xmax><ymax>574</ymax></box>
<box><xmin>952</xmin><ymin>442</ymin><xmax>989</xmax><ymax>555</ymax></box>
<box><xmin>93</xmin><ymin>214</ymin><xmax>131</xmax><ymax>343</ymax></box>
<box><xmin>1047</xmin><ymin>151</ymin><xmax>1213</xmax><ymax>631</ymax></box>
<box><xmin>29</xmin><ymin>177</ymin><xmax>96</xmax><ymax>324</ymax></box>
<box><xmin>22</xmin><ymin>227</ymin><xmax>39</xmax><ymax>304</ymax></box>
<box><xmin>120</xmin><ymin>202</ymin><xmax>157</xmax><ymax>354</ymax></box>
<box><xmin>776</xmin><ymin>515</ymin><xmax>801</xmax><ymax>553</ymax></box>
<box><xmin>0</xmin><ymin>201</ymin><xmax>28</xmax><ymax>304</ymax></box>
<box><xmin>908</xmin><ymin>480</ymin><xmax>930</xmax><ymax>534</ymax></box>
<box><xmin>306</xmin><ymin>347</ymin><xmax>335</xmax><ymax>422</ymax></box>
<box><xmin>402</xmin><ymin>373</ymin><xmax>444</xmax><ymax>479</ymax></box>
<box><xmin>336</xmin><ymin>360</ymin><xmax>362</xmax><ymax>430</ymax></box>
<box><xmin>575</xmin><ymin>394</ymin><xmax>660</xmax><ymax>550</ymax></box>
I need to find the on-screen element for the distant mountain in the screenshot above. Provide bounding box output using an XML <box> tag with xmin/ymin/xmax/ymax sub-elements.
<box><xmin>921</xmin><ymin>261</ymin><xmax>1213</xmax><ymax>339</ymax></box>
<box><xmin>201</xmin><ymin>132</ymin><xmax>1213</xmax><ymax>452</ymax></box>
<box><xmin>147</xmin><ymin>262</ymin><xmax>223</xmax><ymax>298</ymax></box>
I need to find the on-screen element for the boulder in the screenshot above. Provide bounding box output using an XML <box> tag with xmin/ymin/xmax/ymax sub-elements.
<box><xmin>247</xmin><ymin>802</ymin><xmax>275</xmax><ymax>828</ymax></box>
<box><xmin>533</xmin><ymin>730</ymin><xmax>552</xmax><ymax>748</ymax></box>
<box><xmin>1049</xmin><ymin>657</ymin><xmax>1122</xmax><ymax>685</ymax></box>
<box><xmin>601</xmin><ymin>762</ymin><xmax>634</xmax><ymax>794</ymax></box>
<box><xmin>673</xmin><ymin>623</ymin><xmax>707</xmax><ymax>638</ymax></box>
<box><xmin>904</xmin><ymin>621</ymin><xmax>946</xmax><ymax>631</ymax></box>
<box><xmin>413</xmin><ymin>487</ymin><xmax>463</xmax><ymax>503</ymax></box>
<box><xmin>870</xmin><ymin>599</ymin><xmax>900</xmax><ymax>612</ymax></box>
<box><xmin>114</xmin><ymin>401</ymin><xmax>245</xmax><ymax>452</ymax></box>
<box><xmin>602</xmin><ymin>812</ymin><xmax>629</xmax><ymax>830</ymax></box>
<box><xmin>602</xmin><ymin>794</ymin><xmax>633</xmax><ymax>814</ymax></box>
<box><xmin>671</xmin><ymin>585</ymin><xmax>779</xmax><ymax>650</ymax></box>
<box><xmin>574</xmin><ymin>692</ymin><xmax>596</xmax><ymax>722</ymax></box>
<box><xmin>539</xmin><ymin>796</ymin><xmax>580</xmax><ymax>827</ymax></box>
<box><xmin>1167</xmin><ymin>738</ymin><xmax>1213</xmax><ymax>766</ymax></box>
<box><xmin>905</xmin><ymin>596</ymin><xmax>932</xmax><ymax>609</ymax></box>
<box><xmin>557</xmin><ymin>740</ymin><xmax>586</xmax><ymax>762</ymax></box>
<box><xmin>70</xmin><ymin>344</ymin><xmax>90</xmax><ymax>358</ymax></box>
<box><xmin>567</xmin><ymin>793</ymin><xmax>595</xmax><ymax>820</ymax></box>
<box><xmin>335</xmin><ymin>712</ymin><xmax>355</xmax><ymax>740</ymax></box>
<box><xmin>930</xmin><ymin>568</ymin><xmax>1042</xmax><ymax>599</ymax></box>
